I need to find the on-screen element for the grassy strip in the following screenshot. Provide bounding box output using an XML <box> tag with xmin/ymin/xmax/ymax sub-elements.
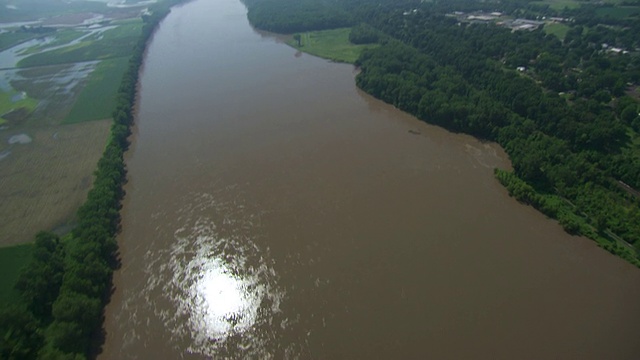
<box><xmin>595</xmin><ymin>6</ymin><xmax>640</xmax><ymax>19</ymax></box>
<box><xmin>531</xmin><ymin>0</ymin><xmax>582</xmax><ymax>10</ymax></box>
<box><xmin>544</xmin><ymin>23</ymin><xmax>570</xmax><ymax>41</ymax></box>
<box><xmin>0</xmin><ymin>243</ymin><xmax>33</xmax><ymax>305</ymax></box>
<box><xmin>495</xmin><ymin>169</ymin><xmax>640</xmax><ymax>267</ymax></box>
<box><xmin>64</xmin><ymin>57</ymin><xmax>130</xmax><ymax>123</ymax></box>
<box><xmin>17</xmin><ymin>20</ymin><xmax>143</xmax><ymax>68</ymax></box>
<box><xmin>287</xmin><ymin>28</ymin><xmax>376</xmax><ymax>64</ymax></box>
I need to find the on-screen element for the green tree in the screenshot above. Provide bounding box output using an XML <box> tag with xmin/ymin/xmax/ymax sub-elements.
<box><xmin>15</xmin><ymin>232</ymin><xmax>65</xmax><ymax>321</ymax></box>
<box><xmin>620</xmin><ymin>105</ymin><xmax>638</xmax><ymax>124</ymax></box>
<box><xmin>0</xmin><ymin>305</ymin><xmax>43</xmax><ymax>360</ymax></box>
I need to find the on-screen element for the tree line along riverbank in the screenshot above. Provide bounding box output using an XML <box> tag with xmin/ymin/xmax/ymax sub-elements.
<box><xmin>245</xmin><ymin>0</ymin><xmax>640</xmax><ymax>267</ymax></box>
<box><xmin>0</xmin><ymin>1</ymin><xmax>185</xmax><ymax>358</ymax></box>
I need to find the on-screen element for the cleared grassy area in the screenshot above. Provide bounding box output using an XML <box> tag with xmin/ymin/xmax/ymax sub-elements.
<box><xmin>287</xmin><ymin>28</ymin><xmax>377</xmax><ymax>64</ymax></box>
<box><xmin>17</xmin><ymin>20</ymin><xmax>143</xmax><ymax>67</ymax></box>
<box><xmin>595</xmin><ymin>6</ymin><xmax>640</xmax><ymax>19</ymax></box>
<box><xmin>544</xmin><ymin>22</ymin><xmax>570</xmax><ymax>41</ymax></box>
<box><xmin>64</xmin><ymin>57</ymin><xmax>129</xmax><ymax>123</ymax></box>
<box><xmin>531</xmin><ymin>0</ymin><xmax>582</xmax><ymax>10</ymax></box>
<box><xmin>0</xmin><ymin>91</ymin><xmax>39</xmax><ymax>124</ymax></box>
<box><xmin>0</xmin><ymin>243</ymin><xmax>33</xmax><ymax>304</ymax></box>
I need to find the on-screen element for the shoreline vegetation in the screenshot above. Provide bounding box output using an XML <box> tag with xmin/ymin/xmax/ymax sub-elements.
<box><xmin>285</xmin><ymin>27</ymin><xmax>377</xmax><ymax>63</ymax></box>
<box><xmin>0</xmin><ymin>0</ymin><xmax>185</xmax><ymax>358</ymax></box>
<box><xmin>244</xmin><ymin>0</ymin><xmax>640</xmax><ymax>268</ymax></box>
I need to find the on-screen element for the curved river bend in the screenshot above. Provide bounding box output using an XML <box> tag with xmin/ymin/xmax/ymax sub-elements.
<box><xmin>101</xmin><ymin>0</ymin><xmax>640</xmax><ymax>358</ymax></box>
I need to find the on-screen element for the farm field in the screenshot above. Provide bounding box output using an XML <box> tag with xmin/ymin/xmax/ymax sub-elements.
<box><xmin>1</xmin><ymin>3</ymin><xmax>145</xmax><ymax>247</ymax></box>
<box><xmin>0</xmin><ymin>120</ymin><xmax>111</xmax><ymax>246</ymax></box>
<box><xmin>64</xmin><ymin>57</ymin><xmax>130</xmax><ymax>123</ymax></box>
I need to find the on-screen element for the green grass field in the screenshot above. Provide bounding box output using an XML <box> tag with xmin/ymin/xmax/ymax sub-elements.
<box><xmin>17</xmin><ymin>20</ymin><xmax>143</xmax><ymax>68</ymax></box>
<box><xmin>544</xmin><ymin>23</ymin><xmax>570</xmax><ymax>41</ymax></box>
<box><xmin>287</xmin><ymin>28</ymin><xmax>377</xmax><ymax>64</ymax></box>
<box><xmin>531</xmin><ymin>0</ymin><xmax>582</xmax><ymax>10</ymax></box>
<box><xmin>533</xmin><ymin>0</ymin><xmax>635</xmax><ymax>10</ymax></box>
<box><xmin>595</xmin><ymin>6</ymin><xmax>640</xmax><ymax>19</ymax></box>
<box><xmin>64</xmin><ymin>57</ymin><xmax>130</xmax><ymax>123</ymax></box>
<box><xmin>0</xmin><ymin>244</ymin><xmax>33</xmax><ymax>304</ymax></box>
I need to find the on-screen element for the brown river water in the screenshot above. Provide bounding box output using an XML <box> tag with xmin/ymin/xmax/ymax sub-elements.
<box><xmin>100</xmin><ymin>0</ymin><xmax>640</xmax><ymax>358</ymax></box>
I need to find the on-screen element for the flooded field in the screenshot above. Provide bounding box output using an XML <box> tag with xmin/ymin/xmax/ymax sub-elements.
<box><xmin>101</xmin><ymin>0</ymin><xmax>640</xmax><ymax>359</ymax></box>
<box><xmin>0</xmin><ymin>4</ymin><xmax>146</xmax><ymax>245</ymax></box>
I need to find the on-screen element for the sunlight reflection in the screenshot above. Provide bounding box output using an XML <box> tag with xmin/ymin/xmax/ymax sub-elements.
<box><xmin>192</xmin><ymin>257</ymin><xmax>259</xmax><ymax>340</ymax></box>
<box><xmin>145</xmin><ymin>193</ymin><xmax>285</xmax><ymax>357</ymax></box>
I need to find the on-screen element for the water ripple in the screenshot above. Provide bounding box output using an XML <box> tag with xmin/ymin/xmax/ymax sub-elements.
<box><xmin>136</xmin><ymin>192</ymin><xmax>285</xmax><ymax>358</ymax></box>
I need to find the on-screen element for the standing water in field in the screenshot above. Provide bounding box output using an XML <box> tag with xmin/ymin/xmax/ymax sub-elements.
<box><xmin>100</xmin><ymin>0</ymin><xmax>640</xmax><ymax>358</ymax></box>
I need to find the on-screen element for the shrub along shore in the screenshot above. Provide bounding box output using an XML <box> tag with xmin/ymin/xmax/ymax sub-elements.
<box><xmin>0</xmin><ymin>1</ymin><xmax>183</xmax><ymax>358</ymax></box>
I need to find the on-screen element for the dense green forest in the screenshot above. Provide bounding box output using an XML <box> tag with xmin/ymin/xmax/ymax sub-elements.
<box><xmin>0</xmin><ymin>1</ymin><xmax>183</xmax><ymax>358</ymax></box>
<box><xmin>245</xmin><ymin>0</ymin><xmax>640</xmax><ymax>266</ymax></box>
<box><xmin>245</xmin><ymin>0</ymin><xmax>353</xmax><ymax>32</ymax></box>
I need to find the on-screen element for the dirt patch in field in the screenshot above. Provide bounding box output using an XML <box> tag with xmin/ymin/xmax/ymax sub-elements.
<box><xmin>1</xmin><ymin>107</ymin><xmax>30</xmax><ymax>125</ymax></box>
<box><xmin>0</xmin><ymin>119</ymin><xmax>111</xmax><ymax>245</ymax></box>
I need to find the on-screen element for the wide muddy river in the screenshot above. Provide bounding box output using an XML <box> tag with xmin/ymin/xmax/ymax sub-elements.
<box><xmin>100</xmin><ymin>0</ymin><xmax>640</xmax><ymax>358</ymax></box>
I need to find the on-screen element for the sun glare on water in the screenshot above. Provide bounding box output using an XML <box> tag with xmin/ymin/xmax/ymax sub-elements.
<box><xmin>140</xmin><ymin>193</ymin><xmax>287</xmax><ymax>357</ymax></box>
<box><xmin>192</xmin><ymin>257</ymin><xmax>260</xmax><ymax>340</ymax></box>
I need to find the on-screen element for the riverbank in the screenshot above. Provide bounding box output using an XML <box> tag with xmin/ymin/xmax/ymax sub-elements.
<box><xmin>244</xmin><ymin>0</ymin><xmax>640</xmax><ymax>268</ymax></box>
<box><xmin>0</xmin><ymin>1</ymin><xmax>187</xmax><ymax>358</ymax></box>
<box><xmin>99</xmin><ymin>0</ymin><xmax>640</xmax><ymax>358</ymax></box>
<box><xmin>285</xmin><ymin>27</ymin><xmax>375</xmax><ymax>63</ymax></box>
